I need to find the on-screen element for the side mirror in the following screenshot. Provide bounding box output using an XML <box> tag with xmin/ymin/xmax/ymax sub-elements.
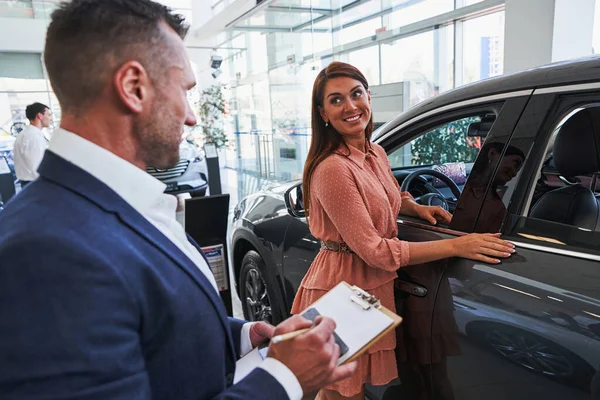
<box><xmin>284</xmin><ymin>182</ymin><xmax>305</xmax><ymax>218</ymax></box>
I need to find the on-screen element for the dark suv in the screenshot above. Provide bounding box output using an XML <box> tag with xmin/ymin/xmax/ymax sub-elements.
<box><xmin>230</xmin><ymin>56</ymin><xmax>600</xmax><ymax>399</ymax></box>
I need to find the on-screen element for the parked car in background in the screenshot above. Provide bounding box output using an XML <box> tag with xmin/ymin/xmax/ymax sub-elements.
<box><xmin>230</xmin><ymin>57</ymin><xmax>600</xmax><ymax>399</ymax></box>
<box><xmin>146</xmin><ymin>138</ymin><xmax>208</xmax><ymax>197</ymax></box>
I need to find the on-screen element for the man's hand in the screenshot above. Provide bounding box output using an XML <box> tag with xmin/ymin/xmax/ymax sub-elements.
<box><xmin>249</xmin><ymin>321</ymin><xmax>276</xmax><ymax>348</ymax></box>
<box><xmin>267</xmin><ymin>315</ymin><xmax>357</xmax><ymax>395</ymax></box>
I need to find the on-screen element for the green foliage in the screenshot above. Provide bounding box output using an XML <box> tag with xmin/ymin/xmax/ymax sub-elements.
<box><xmin>411</xmin><ymin>116</ymin><xmax>482</xmax><ymax>165</ymax></box>
<box><xmin>197</xmin><ymin>85</ymin><xmax>228</xmax><ymax>149</ymax></box>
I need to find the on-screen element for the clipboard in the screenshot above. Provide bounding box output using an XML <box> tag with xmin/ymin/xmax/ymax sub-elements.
<box><xmin>234</xmin><ymin>282</ymin><xmax>402</xmax><ymax>383</ymax></box>
<box><xmin>304</xmin><ymin>281</ymin><xmax>402</xmax><ymax>365</ymax></box>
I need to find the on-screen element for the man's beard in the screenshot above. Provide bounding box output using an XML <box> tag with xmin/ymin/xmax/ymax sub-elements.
<box><xmin>133</xmin><ymin>107</ymin><xmax>181</xmax><ymax>169</ymax></box>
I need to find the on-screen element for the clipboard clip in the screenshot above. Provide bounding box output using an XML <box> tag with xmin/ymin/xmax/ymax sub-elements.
<box><xmin>349</xmin><ymin>285</ymin><xmax>381</xmax><ymax>310</ymax></box>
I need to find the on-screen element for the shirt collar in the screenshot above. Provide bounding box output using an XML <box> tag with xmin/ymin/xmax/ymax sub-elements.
<box><xmin>25</xmin><ymin>125</ymin><xmax>42</xmax><ymax>135</ymax></box>
<box><xmin>334</xmin><ymin>141</ymin><xmax>377</xmax><ymax>168</ymax></box>
<box><xmin>48</xmin><ymin>128</ymin><xmax>167</xmax><ymax>215</ymax></box>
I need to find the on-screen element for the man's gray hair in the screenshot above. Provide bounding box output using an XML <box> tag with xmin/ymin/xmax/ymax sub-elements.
<box><xmin>44</xmin><ymin>0</ymin><xmax>189</xmax><ymax>114</ymax></box>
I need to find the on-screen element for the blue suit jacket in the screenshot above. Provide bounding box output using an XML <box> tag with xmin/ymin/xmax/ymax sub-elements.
<box><xmin>0</xmin><ymin>152</ymin><xmax>288</xmax><ymax>400</ymax></box>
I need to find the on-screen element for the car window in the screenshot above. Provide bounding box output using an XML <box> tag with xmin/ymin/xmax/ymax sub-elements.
<box><xmin>528</xmin><ymin>107</ymin><xmax>595</xmax><ymax>216</ymax></box>
<box><xmin>514</xmin><ymin>105</ymin><xmax>600</xmax><ymax>252</ymax></box>
<box><xmin>388</xmin><ymin>116</ymin><xmax>483</xmax><ymax>169</ymax></box>
<box><xmin>497</xmin><ymin>97</ymin><xmax>600</xmax><ymax>253</ymax></box>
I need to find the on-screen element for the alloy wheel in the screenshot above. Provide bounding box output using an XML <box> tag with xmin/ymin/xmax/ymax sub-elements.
<box><xmin>485</xmin><ymin>329</ymin><xmax>573</xmax><ymax>377</ymax></box>
<box><xmin>244</xmin><ymin>267</ymin><xmax>273</xmax><ymax>323</ymax></box>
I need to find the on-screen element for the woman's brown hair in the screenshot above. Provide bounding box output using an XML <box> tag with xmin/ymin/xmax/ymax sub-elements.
<box><xmin>302</xmin><ymin>61</ymin><xmax>374</xmax><ymax>216</ymax></box>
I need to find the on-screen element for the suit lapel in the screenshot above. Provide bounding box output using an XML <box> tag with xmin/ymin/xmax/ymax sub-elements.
<box><xmin>38</xmin><ymin>152</ymin><xmax>237</xmax><ymax>360</ymax></box>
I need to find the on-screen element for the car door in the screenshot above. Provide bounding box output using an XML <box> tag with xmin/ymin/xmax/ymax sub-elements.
<box><xmin>281</xmin><ymin>196</ymin><xmax>319</xmax><ymax>308</ymax></box>
<box><xmin>376</xmin><ymin>95</ymin><xmax>530</xmax><ymax>400</ymax></box>
<box><xmin>434</xmin><ymin>88</ymin><xmax>600</xmax><ymax>400</ymax></box>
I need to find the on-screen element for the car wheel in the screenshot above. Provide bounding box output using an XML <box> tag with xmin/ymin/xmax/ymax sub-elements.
<box><xmin>239</xmin><ymin>250</ymin><xmax>284</xmax><ymax>324</ymax></box>
<box><xmin>470</xmin><ymin>323</ymin><xmax>594</xmax><ymax>388</ymax></box>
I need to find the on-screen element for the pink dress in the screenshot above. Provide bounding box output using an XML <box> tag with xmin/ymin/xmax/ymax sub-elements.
<box><xmin>291</xmin><ymin>141</ymin><xmax>412</xmax><ymax>396</ymax></box>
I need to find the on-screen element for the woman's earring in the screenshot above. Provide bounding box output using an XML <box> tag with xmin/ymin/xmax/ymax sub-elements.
<box><xmin>325</xmin><ymin>121</ymin><xmax>329</xmax><ymax>127</ymax></box>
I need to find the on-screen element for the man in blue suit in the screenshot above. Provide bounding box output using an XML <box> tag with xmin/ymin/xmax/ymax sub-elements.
<box><xmin>0</xmin><ymin>1</ymin><xmax>356</xmax><ymax>399</ymax></box>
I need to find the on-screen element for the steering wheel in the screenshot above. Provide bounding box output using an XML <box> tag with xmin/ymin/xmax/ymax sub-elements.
<box><xmin>400</xmin><ymin>169</ymin><xmax>462</xmax><ymax>211</ymax></box>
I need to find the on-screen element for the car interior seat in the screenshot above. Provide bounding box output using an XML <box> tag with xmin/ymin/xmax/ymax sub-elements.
<box><xmin>529</xmin><ymin>107</ymin><xmax>600</xmax><ymax>231</ymax></box>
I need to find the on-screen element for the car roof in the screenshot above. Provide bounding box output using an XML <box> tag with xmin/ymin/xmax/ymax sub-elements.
<box><xmin>374</xmin><ymin>55</ymin><xmax>600</xmax><ymax>140</ymax></box>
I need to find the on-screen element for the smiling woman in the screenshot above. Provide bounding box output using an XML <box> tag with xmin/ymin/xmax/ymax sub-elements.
<box><xmin>292</xmin><ymin>62</ymin><xmax>516</xmax><ymax>400</ymax></box>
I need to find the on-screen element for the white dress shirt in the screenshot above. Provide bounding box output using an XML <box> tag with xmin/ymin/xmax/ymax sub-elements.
<box><xmin>13</xmin><ymin>124</ymin><xmax>47</xmax><ymax>181</ymax></box>
<box><xmin>47</xmin><ymin>128</ymin><xmax>303</xmax><ymax>400</ymax></box>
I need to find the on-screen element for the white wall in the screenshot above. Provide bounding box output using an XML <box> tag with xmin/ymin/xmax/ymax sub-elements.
<box><xmin>504</xmin><ymin>0</ymin><xmax>555</xmax><ymax>74</ymax></box>
<box><xmin>504</xmin><ymin>0</ymin><xmax>596</xmax><ymax>74</ymax></box>
<box><xmin>0</xmin><ymin>18</ymin><xmax>47</xmax><ymax>53</ymax></box>
<box><xmin>552</xmin><ymin>0</ymin><xmax>595</xmax><ymax>62</ymax></box>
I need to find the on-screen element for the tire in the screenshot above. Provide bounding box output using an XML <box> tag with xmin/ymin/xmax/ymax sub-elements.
<box><xmin>469</xmin><ymin>322</ymin><xmax>594</xmax><ymax>389</ymax></box>
<box><xmin>238</xmin><ymin>250</ymin><xmax>285</xmax><ymax>324</ymax></box>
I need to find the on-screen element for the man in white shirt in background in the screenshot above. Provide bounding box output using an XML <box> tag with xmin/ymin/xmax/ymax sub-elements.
<box><xmin>13</xmin><ymin>102</ymin><xmax>53</xmax><ymax>187</ymax></box>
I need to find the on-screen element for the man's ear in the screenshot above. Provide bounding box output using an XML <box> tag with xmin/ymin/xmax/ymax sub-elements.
<box><xmin>318</xmin><ymin>106</ymin><xmax>328</xmax><ymax>124</ymax></box>
<box><xmin>113</xmin><ymin>61</ymin><xmax>150</xmax><ymax>114</ymax></box>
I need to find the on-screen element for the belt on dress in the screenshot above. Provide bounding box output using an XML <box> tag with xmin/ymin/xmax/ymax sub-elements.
<box><xmin>320</xmin><ymin>240</ymin><xmax>355</xmax><ymax>254</ymax></box>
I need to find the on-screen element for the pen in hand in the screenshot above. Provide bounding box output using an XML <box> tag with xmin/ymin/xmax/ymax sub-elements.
<box><xmin>270</xmin><ymin>327</ymin><xmax>312</xmax><ymax>344</ymax></box>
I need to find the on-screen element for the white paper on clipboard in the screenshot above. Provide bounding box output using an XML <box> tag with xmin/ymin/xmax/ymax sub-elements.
<box><xmin>233</xmin><ymin>282</ymin><xmax>398</xmax><ymax>383</ymax></box>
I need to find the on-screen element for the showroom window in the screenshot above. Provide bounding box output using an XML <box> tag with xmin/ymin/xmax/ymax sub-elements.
<box><xmin>460</xmin><ymin>11</ymin><xmax>505</xmax><ymax>85</ymax></box>
<box><xmin>346</xmin><ymin>46</ymin><xmax>380</xmax><ymax>86</ymax></box>
<box><xmin>217</xmin><ymin>0</ymin><xmax>506</xmax><ymax>182</ymax></box>
<box><xmin>387</xmin><ymin>0</ymin><xmax>453</xmax><ymax>29</ymax></box>
<box><xmin>381</xmin><ymin>31</ymin><xmax>435</xmax><ymax>87</ymax></box>
<box><xmin>247</xmin><ymin>32</ymin><xmax>268</xmax><ymax>75</ymax></box>
<box><xmin>458</xmin><ymin>0</ymin><xmax>484</xmax><ymax>6</ymax></box>
<box><xmin>337</xmin><ymin>19</ymin><xmax>382</xmax><ymax>47</ymax></box>
<box><xmin>380</xmin><ymin>25</ymin><xmax>455</xmax><ymax>105</ymax></box>
<box><xmin>0</xmin><ymin>0</ymin><xmax>57</xmax><ymax>19</ymax></box>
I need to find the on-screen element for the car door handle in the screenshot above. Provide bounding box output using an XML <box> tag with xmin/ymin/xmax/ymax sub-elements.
<box><xmin>395</xmin><ymin>279</ymin><xmax>428</xmax><ymax>297</ymax></box>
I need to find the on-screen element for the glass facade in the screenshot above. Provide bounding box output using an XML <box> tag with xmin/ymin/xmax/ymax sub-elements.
<box><xmin>461</xmin><ymin>12</ymin><xmax>505</xmax><ymax>85</ymax></box>
<box><xmin>1</xmin><ymin>0</ymin><xmax>596</xmax><ymax>186</ymax></box>
<box><xmin>210</xmin><ymin>0</ymin><xmax>506</xmax><ymax>180</ymax></box>
<box><xmin>0</xmin><ymin>1</ymin><xmax>58</xmax><ymax>19</ymax></box>
<box><xmin>0</xmin><ymin>0</ymin><xmax>192</xmax><ymax>140</ymax></box>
